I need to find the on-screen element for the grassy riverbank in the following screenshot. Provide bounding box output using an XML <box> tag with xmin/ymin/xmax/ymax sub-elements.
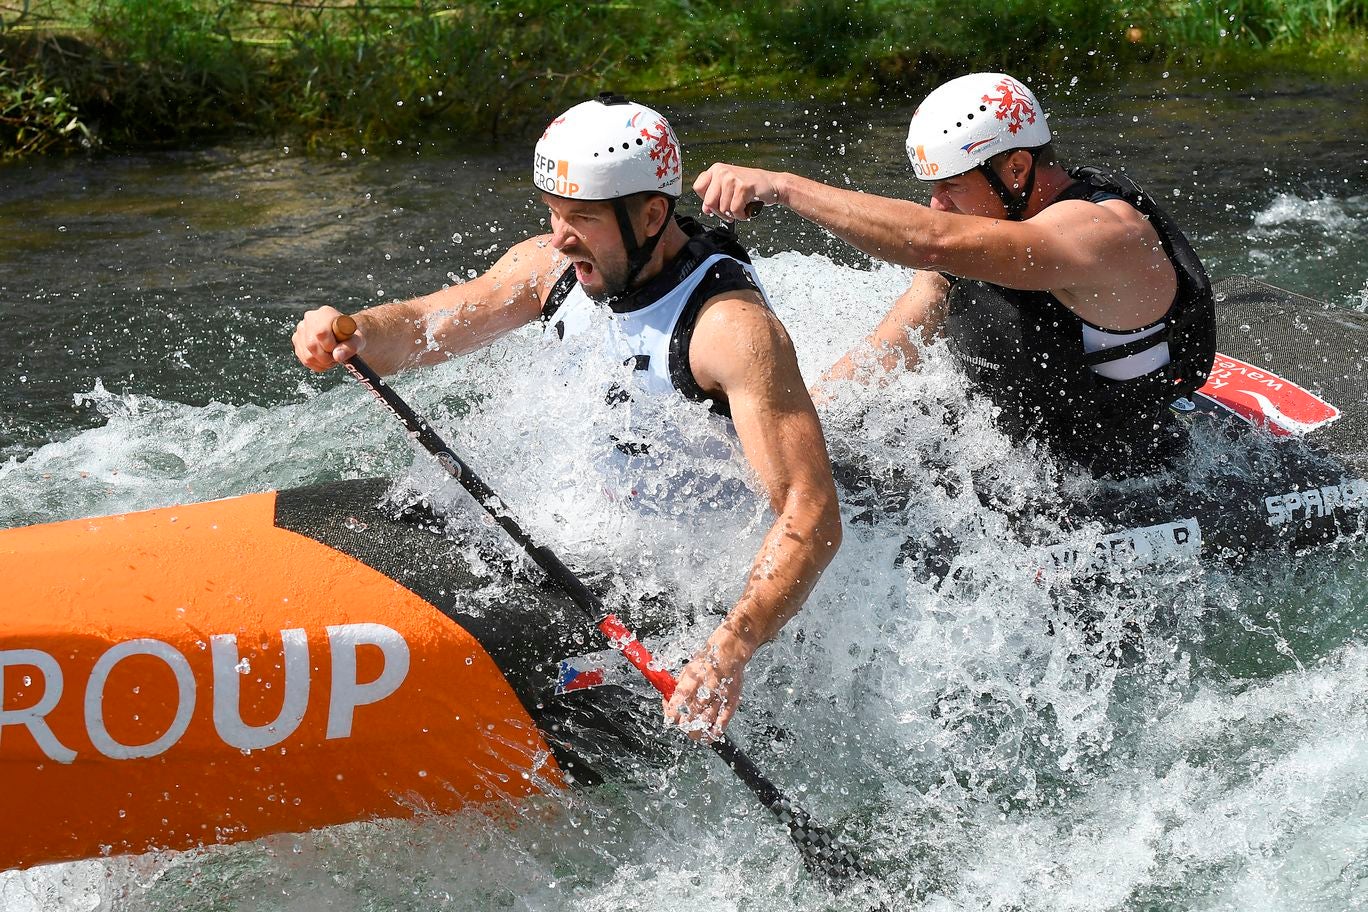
<box><xmin>2</xmin><ymin>0</ymin><xmax>1365</xmax><ymax>159</ymax></box>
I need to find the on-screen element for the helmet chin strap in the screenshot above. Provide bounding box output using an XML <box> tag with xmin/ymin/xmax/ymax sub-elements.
<box><xmin>977</xmin><ymin>148</ymin><xmax>1042</xmax><ymax>221</ymax></box>
<box><xmin>604</xmin><ymin>196</ymin><xmax>677</xmax><ymax>300</ymax></box>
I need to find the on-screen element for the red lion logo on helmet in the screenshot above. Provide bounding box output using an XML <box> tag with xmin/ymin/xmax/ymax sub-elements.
<box><xmin>642</xmin><ymin>120</ymin><xmax>680</xmax><ymax>181</ymax></box>
<box><xmin>982</xmin><ymin>78</ymin><xmax>1037</xmax><ymax>135</ymax></box>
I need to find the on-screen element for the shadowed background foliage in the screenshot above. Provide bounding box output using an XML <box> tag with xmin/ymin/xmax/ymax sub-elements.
<box><xmin>2</xmin><ymin>0</ymin><xmax>1365</xmax><ymax>158</ymax></box>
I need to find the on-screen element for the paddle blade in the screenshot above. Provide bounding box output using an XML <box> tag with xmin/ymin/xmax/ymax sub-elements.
<box><xmin>709</xmin><ymin>735</ymin><xmax>868</xmax><ymax>885</ymax></box>
<box><xmin>771</xmin><ymin>794</ymin><xmax>868</xmax><ymax>883</ymax></box>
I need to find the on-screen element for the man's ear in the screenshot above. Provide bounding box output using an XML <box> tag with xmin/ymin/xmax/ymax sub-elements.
<box><xmin>640</xmin><ymin>194</ymin><xmax>671</xmax><ymax>234</ymax></box>
<box><xmin>1005</xmin><ymin>149</ymin><xmax>1035</xmax><ymax>189</ymax></box>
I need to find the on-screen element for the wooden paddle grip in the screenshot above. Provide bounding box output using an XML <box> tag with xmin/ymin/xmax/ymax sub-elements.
<box><xmin>332</xmin><ymin>314</ymin><xmax>357</xmax><ymax>342</ymax></box>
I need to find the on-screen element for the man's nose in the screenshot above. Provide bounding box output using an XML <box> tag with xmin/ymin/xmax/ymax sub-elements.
<box><xmin>548</xmin><ymin>217</ymin><xmax>575</xmax><ymax>249</ymax></box>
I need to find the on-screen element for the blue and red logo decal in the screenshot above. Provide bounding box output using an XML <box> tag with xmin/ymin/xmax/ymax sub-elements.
<box><xmin>556</xmin><ymin>659</ymin><xmax>607</xmax><ymax>695</ymax></box>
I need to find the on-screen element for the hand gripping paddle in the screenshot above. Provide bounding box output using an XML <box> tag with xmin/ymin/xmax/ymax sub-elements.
<box><xmin>329</xmin><ymin>314</ymin><xmax>868</xmax><ymax>886</ymax></box>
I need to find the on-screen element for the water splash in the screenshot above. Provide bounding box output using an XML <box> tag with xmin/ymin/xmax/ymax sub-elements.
<box><xmin>1250</xmin><ymin>193</ymin><xmax>1364</xmax><ymax>235</ymax></box>
<box><xmin>3</xmin><ymin>252</ymin><xmax>1366</xmax><ymax>911</ymax></box>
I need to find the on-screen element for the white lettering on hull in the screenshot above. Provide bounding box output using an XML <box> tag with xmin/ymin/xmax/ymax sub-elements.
<box><xmin>326</xmin><ymin>624</ymin><xmax>410</xmax><ymax>740</ymax></box>
<box><xmin>1</xmin><ymin>623</ymin><xmax>410</xmax><ymax>764</ymax></box>
<box><xmin>86</xmin><ymin>639</ymin><xmax>197</xmax><ymax>760</ymax></box>
<box><xmin>0</xmin><ymin>649</ymin><xmax>77</xmax><ymax>764</ymax></box>
<box><xmin>1265</xmin><ymin>478</ymin><xmax>1368</xmax><ymax>526</ymax></box>
<box><xmin>212</xmin><ymin>629</ymin><xmax>311</xmax><ymax>751</ymax></box>
<box><xmin>1038</xmin><ymin>518</ymin><xmax>1202</xmax><ymax>579</ymax></box>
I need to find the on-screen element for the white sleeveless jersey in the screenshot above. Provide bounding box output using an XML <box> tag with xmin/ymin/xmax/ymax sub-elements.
<box><xmin>539</xmin><ymin>218</ymin><xmax>771</xmax><ymax>512</ymax></box>
<box><xmin>541</xmin><ymin>219</ymin><xmax>770</xmax><ymax>417</ymax></box>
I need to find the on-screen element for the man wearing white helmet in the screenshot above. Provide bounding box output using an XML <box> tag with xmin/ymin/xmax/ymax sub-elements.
<box><xmin>696</xmin><ymin>73</ymin><xmax>1215</xmax><ymax>476</ymax></box>
<box><xmin>293</xmin><ymin>93</ymin><xmax>842</xmax><ymax>739</ymax></box>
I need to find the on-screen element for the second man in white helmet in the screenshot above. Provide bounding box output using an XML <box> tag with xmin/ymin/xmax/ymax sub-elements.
<box><xmin>696</xmin><ymin>73</ymin><xmax>1216</xmax><ymax>478</ymax></box>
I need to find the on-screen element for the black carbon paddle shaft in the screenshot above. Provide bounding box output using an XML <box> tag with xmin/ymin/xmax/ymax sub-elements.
<box><xmin>331</xmin><ymin>336</ymin><xmax>867</xmax><ymax>885</ymax></box>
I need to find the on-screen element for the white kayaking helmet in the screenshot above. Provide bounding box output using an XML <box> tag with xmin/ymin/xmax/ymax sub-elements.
<box><xmin>533</xmin><ymin>93</ymin><xmax>683</xmax><ymax>296</ymax></box>
<box><xmin>906</xmin><ymin>73</ymin><xmax>1052</xmax><ymax>219</ymax></box>
<box><xmin>534</xmin><ymin>93</ymin><xmax>683</xmax><ymax>201</ymax></box>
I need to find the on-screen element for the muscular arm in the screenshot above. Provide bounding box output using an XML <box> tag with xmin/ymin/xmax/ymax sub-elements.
<box><xmin>695</xmin><ymin>165</ymin><xmax>1176</xmax><ymax>330</ymax></box>
<box><xmin>663</xmin><ymin>292</ymin><xmax>842</xmax><ymax>738</ymax></box>
<box><xmin>294</xmin><ymin>236</ymin><xmax>566</xmax><ymax>375</ymax></box>
<box><xmin>814</xmin><ymin>269</ymin><xmax>951</xmax><ymax>400</ymax></box>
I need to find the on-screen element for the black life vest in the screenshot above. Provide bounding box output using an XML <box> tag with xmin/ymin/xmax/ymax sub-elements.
<box><xmin>942</xmin><ymin>165</ymin><xmax>1216</xmax><ymax>474</ymax></box>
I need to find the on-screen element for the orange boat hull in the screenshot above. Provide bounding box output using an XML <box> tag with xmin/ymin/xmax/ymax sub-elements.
<box><xmin>0</xmin><ymin>482</ymin><xmax>579</xmax><ymax>871</ymax></box>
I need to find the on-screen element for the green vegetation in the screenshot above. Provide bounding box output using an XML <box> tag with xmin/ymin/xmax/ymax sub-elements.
<box><xmin>2</xmin><ymin>0</ymin><xmax>1365</xmax><ymax>159</ymax></box>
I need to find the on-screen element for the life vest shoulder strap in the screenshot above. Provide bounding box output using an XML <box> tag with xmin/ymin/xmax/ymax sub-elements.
<box><xmin>539</xmin><ymin>266</ymin><xmax>578</xmax><ymax>332</ymax></box>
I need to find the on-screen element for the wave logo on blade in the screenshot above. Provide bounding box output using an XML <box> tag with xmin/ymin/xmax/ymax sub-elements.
<box><xmin>1198</xmin><ymin>353</ymin><xmax>1339</xmax><ymax>437</ymax></box>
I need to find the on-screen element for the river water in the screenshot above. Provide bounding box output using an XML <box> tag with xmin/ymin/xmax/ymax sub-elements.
<box><xmin>2</xmin><ymin>74</ymin><xmax>1367</xmax><ymax>910</ymax></box>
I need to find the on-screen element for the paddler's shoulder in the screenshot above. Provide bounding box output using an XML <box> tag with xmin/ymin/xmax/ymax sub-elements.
<box><xmin>689</xmin><ymin>285</ymin><xmax>798</xmax><ymax>396</ymax></box>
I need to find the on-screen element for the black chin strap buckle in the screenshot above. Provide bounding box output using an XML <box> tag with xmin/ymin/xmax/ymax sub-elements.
<box><xmin>978</xmin><ymin>147</ymin><xmax>1042</xmax><ymax>221</ymax></box>
<box><xmin>609</xmin><ymin>195</ymin><xmax>678</xmax><ymax>298</ymax></box>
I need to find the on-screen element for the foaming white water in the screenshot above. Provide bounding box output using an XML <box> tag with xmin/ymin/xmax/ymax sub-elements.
<box><xmin>1250</xmin><ymin>192</ymin><xmax>1364</xmax><ymax>234</ymax></box>
<box><xmin>1240</xmin><ymin>193</ymin><xmax>1367</xmax><ymax>304</ymax></box>
<box><xmin>0</xmin><ymin>378</ymin><xmax>408</xmax><ymax>528</ymax></box>
<box><xmin>4</xmin><ymin>251</ymin><xmax>1367</xmax><ymax>911</ymax></box>
<box><xmin>923</xmin><ymin>643</ymin><xmax>1368</xmax><ymax>912</ymax></box>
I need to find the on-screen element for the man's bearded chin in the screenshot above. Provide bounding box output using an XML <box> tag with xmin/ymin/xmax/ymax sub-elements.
<box><xmin>585</xmin><ymin>259</ymin><xmax>634</xmax><ymax>303</ymax></box>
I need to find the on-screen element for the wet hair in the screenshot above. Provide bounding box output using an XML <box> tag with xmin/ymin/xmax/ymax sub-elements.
<box><xmin>988</xmin><ymin>142</ymin><xmax>1058</xmax><ymax>171</ymax></box>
